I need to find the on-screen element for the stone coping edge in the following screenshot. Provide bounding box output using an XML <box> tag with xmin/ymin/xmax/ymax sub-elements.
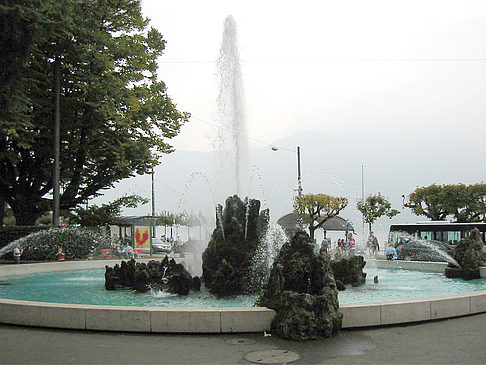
<box><xmin>0</xmin><ymin>260</ymin><xmax>485</xmax><ymax>332</ymax></box>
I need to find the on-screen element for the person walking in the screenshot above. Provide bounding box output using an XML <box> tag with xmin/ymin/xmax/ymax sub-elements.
<box><xmin>367</xmin><ymin>232</ymin><xmax>379</xmax><ymax>257</ymax></box>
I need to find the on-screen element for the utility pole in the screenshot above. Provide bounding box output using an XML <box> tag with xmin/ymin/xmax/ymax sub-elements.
<box><xmin>53</xmin><ymin>58</ymin><xmax>61</xmax><ymax>226</ymax></box>
<box><xmin>297</xmin><ymin>146</ymin><xmax>303</xmax><ymax>197</ymax></box>
<box><xmin>152</xmin><ymin>168</ymin><xmax>156</xmax><ymax>238</ymax></box>
<box><xmin>361</xmin><ymin>164</ymin><xmax>365</xmax><ymax>234</ymax></box>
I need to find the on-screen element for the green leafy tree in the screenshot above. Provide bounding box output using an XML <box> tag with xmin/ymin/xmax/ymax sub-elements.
<box><xmin>357</xmin><ymin>193</ymin><xmax>399</xmax><ymax>231</ymax></box>
<box><xmin>404</xmin><ymin>184</ymin><xmax>450</xmax><ymax>221</ymax></box>
<box><xmin>156</xmin><ymin>211</ymin><xmax>176</xmax><ymax>237</ymax></box>
<box><xmin>0</xmin><ymin>0</ymin><xmax>189</xmax><ymax>225</ymax></box>
<box><xmin>175</xmin><ymin>211</ymin><xmax>200</xmax><ymax>238</ymax></box>
<box><xmin>293</xmin><ymin>193</ymin><xmax>348</xmax><ymax>241</ymax></box>
<box><xmin>0</xmin><ymin>0</ymin><xmax>46</xmax><ymax>118</ymax></box>
<box><xmin>71</xmin><ymin>195</ymin><xmax>148</xmax><ymax>228</ymax></box>
<box><xmin>442</xmin><ymin>184</ymin><xmax>469</xmax><ymax>222</ymax></box>
<box><xmin>465</xmin><ymin>184</ymin><xmax>486</xmax><ymax>222</ymax></box>
<box><xmin>405</xmin><ymin>183</ymin><xmax>486</xmax><ymax>222</ymax></box>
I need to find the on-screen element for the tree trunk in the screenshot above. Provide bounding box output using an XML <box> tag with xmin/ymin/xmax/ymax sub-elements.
<box><xmin>309</xmin><ymin>225</ymin><xmax>316</xmax><ymax>243</ymax></box>
<box><xmin>11</xmin><ymin>198</ymin><xmax>44</xmax><ymax>226</ymax></box>
<box><xmin>0</xmin><ymin>195</ymin><xmax>4</xmax><ymax>228</ymax></box>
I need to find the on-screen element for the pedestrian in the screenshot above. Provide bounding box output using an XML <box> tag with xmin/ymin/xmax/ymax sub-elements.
<box><xmin>57</xmin><ymin>247</ymin><xmax>65</xmax><ymax>261</ymax></box>
<box><xmin>367</xmin><ymin>231</ymin><xmax>379</xmax><ymax>257</ymax></box>
<box><xmin>347</xmin><ymin>233</ymin><xmax>356</xmax><ymax>256</ymax></box>
<box><xmin>320</xmin><ymin>239</ymin><xmax>329</xmax><ymax>253</ymax></box>
<box><xmin>13</xmin><ymin>244</ymin><xmax>23</xmax><ymax>264</ymax></box>
<box><xmin>126</xmin><ymin>245</ymin><xmax>134</xmax><ymax>259</ymax></box>
<box><xmin>386</xmin><ymin>243</ymin><xmax>398</xmax><ymax>260</ymax></box>
<box><xmin>336</xmin><ymin>239</ymin><xmax>345</xmax><ymax>257</ymax></box>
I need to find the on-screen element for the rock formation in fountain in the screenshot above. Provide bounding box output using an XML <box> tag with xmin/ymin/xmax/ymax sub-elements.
<box><xmin>202</xmin><ymin>195</ymin><xmax>269</xmax><ymax>297</ymax></box>
<box><xmin>257</xmin><ymin>231</ymin><xmax>342</xmax><ymax>341</ymax></box>
<box><xmin>445</xmin><ymin>228</ymin><xmax>485</xmax><ymax>280</ymax></box>
<box><xmin>105</xmin><ymin>257</ymin><xmax>200</xmax><ymax>295</ymax></box>
<box><xmin>330</xmin><ymin>255</ymin><xmax>367</xmax><ymax>289</ymax></box>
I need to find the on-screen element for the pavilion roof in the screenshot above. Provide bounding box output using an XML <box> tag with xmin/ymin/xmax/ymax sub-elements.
<box><xmin>276</xmin><ymin>213</ymin><xmax>354</xmax><ymax>232</ymax></box>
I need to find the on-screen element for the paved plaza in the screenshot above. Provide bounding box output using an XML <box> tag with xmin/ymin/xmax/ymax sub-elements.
<box><xmin>0</xmin><ymin>312</ymin><xmax>485</xmax><ymax>364</ymax></box>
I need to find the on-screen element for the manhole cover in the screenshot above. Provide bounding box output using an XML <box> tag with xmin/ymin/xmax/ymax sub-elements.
<box><xmin>224</xmin><ymin>338</ymin><xmax>257</xmax><ymax>345</ymax></box>
<box><xmin>244</xmin><ymin>349</ymin><xmax>301</xmax><ymax>364</ymax></box>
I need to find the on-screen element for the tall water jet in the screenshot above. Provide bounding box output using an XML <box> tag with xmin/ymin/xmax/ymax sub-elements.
<box><xmin>215</xmin><ymin>15</ymin><xmax>249</xmax><ymax>201</ymax></box>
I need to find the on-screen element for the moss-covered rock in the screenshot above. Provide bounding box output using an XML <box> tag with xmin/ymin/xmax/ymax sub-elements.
<box><xmin>202</xmin><ymin>195</ymin><xmax>269</xmax><ymax>297</ymax></box>
<box><xmin>445</xmin><ymin>228</ymin><xmax>484</xmax><ymax>280</ymax></box>
<box><xmin>330</xmin><ymin>256</ymin><xmax>367</xmax><ymax>288</ymax></box>
<box><xmin>104</xmin><ymin>257</ymin><xmax>199</xmax><ymax>295</ymax></box>
<box><xmin>258</xmin><ymin>231</ymin><xmax>342</xmax><ymax>340</ymax></box>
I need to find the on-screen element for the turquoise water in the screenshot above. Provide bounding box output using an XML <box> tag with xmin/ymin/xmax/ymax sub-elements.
<box><xmin>339</xmin><ymin>268</ymin><xmax>486</xmax><ymax>304</ymax></box>
<box><xmin>0</xmin><ymin>268</ymin><xmax>485</xmax><ymax>307</ymax></box>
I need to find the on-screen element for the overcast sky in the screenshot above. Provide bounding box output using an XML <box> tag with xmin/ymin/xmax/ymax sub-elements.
<box><xmin>142</xmin><ymin>0</ymin><xmax>486</xmax><ymax>152</ymax></box>
<box><xmin>99</xmin><ymin>1</ymin><xmax>486</xmax><ymax>242</ymax></box>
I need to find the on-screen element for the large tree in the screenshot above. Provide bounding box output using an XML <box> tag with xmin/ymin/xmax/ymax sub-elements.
<box><xmin>357</xmin><ymin>193</ymin><xmax>399</xmax><ymax>231</ymax></box>
<box><xmin>405</xmin><ymin>184</ymin><xmax>486</xmax><ymax>222</ymax></box>
<box><xmin>0</xmin><ymin>0</ymin><xmax>189</xmax><ymax>225</ymax></box>
<box><xmin>404</xmin><ymin>184</ymin><xmax>450</xmax><ymax>221</ymax></box>
<box><xmin>71</xmin><ymin>194</ymin><xmax>148</xmax><ymax>228</ymax></box>
<box><xmin>293</xmin><ymin>193</ymin><xmax>348</xmax><ymax>241</ymax></box>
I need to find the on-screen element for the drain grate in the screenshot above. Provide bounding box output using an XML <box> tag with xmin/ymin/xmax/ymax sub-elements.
<box><xmin>244</xmin><ymin>349</ymin><xmax>301</xmax><ymax>364</ymax></box>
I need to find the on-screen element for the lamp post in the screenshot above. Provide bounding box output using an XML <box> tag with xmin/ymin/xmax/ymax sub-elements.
<box><xmin>297</xmin><ymin>146</ymin><xmax>303</xmax><ymax>197</ymax></box>
<box><xmin>151</xmin><ymin>168</ymin><xmax>156</xmax><ymax>238</ymax></box>
<box><xmin>53</xmin><ymin>57</ymin><xmax>61</xmax><ymax>226</ymax></box>
<box><xmin>271</xmin><ymin>145</ymin><xmax>303</xmax><ymax>197</ymax></box>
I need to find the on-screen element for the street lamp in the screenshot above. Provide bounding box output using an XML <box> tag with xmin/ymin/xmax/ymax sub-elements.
<box><xmin>271</xmin><ymin>145</ymin><xmax>303</xmax><ymax>197</ymax></box>
<box><xmin>151</xmin><ymin>168</ymin><xmax>156</xmax><ymax>238</ymax></box>
<box><xmin>297</xmin><ymin>146</ymin><xmax>302</xmax><ymax>197</ymax></box>
<box><xmin>53</xmin><ymin>57</ymin><xmax>61</xmax><ymax>226</ymax></box>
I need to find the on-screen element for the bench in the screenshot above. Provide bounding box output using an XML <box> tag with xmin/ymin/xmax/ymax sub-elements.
<box><xmin>101</xmin><ymin>249</ymin><xmax>117</xmax><ymax>258</ymax></box>
<box><xmin>133</xmin><ymin>248</ymin><xmax>149</xmax><ymax>258</ymax></box>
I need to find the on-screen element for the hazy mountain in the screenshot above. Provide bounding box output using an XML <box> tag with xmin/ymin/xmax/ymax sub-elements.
<box><xmin>93</xmin><ymin>129</ymin><xmax>486</xmax><ymax>244</ymax></box>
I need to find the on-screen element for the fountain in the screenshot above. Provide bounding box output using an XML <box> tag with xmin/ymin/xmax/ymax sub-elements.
<box><xmin>248</xmin><ymin>222</ymin><xmax>287</xmax><ymax>292</ymax></box>
<box><xmin>392</xmin><ymin>231</ymin><xmax>460</xmax><ymax>266</ymax></box>
<box><xmin>0</xmin><ymin>221</ymin><xmax>485</xmax><ymax>333</ymax></box>
<box><xmin>0</xmin><ymin>226</ymin><xmax>109</xmax><ymax>261</ymax></box>
<box><xmin>0</xmin><ymin>14</ymin><xmax>486</xmax><ymax>335</ymax></box>
<box><xmin>215</xmin><ymin>15</ymin><xmax>249</xmax><ymax>202</ymax></box>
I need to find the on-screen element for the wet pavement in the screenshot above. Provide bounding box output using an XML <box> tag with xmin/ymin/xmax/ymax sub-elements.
<box><xmin>0</xmin><ymin>312</ymin><xmax>485</xmax><ymax>364</ymax></box>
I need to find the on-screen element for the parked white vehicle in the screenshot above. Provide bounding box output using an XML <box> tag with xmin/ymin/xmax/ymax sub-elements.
<box><xmin>151</xmin><ymin>238</ymin><xmax>172</xmax><ymax>253</ymax></box>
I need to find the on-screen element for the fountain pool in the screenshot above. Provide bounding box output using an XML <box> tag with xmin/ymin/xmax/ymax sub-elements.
<box><xmin>0</xmin><ymin>260</ymin><xmax>485</xmax><ymax>332</ymax></box>
<box><xmin>0</xmin><ymin>267</ymin><xmax>485</xmax><ymax>307</ymax></box>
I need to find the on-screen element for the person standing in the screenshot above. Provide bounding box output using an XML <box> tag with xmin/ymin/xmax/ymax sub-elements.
<box><xmin>367</xmin><ymin>232</ymin><xmax>379</xmax><ymax>257</ymax></box>
<box><xmin>347</xmin><ymin>233</ymin><xmax>356</xmax><ymax>256</ymax></box>
<box><xmin>57</xmin><ymin>247</ymin><xmax>65</xmax><ymax>261</ymax></box>
<box><xmin>320</xmin><ymin>239</ymin><xmax>329</xmax><ymax>253</ymax></box>
<box><xmin>13</xmin><ymin>244</ymin><xmax>23</xmax><ymax>264</ymax></box>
